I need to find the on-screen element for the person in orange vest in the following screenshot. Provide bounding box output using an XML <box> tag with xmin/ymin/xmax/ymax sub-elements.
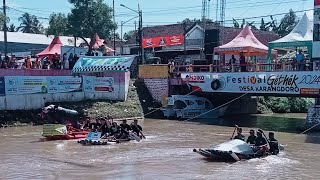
<box><xmin>25</xmin><ymin>55</ymin><xmax>31</xmax><ymax>69</ymax></box>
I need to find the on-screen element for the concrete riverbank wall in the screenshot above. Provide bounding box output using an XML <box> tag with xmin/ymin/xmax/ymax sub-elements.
<box><xmin>0</xmin><ymin>71</ymin><xmax>130</xmax><ymax>110</ymax></box>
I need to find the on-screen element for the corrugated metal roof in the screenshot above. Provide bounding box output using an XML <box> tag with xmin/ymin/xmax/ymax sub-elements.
<box><xmin>0</xmin><ymin>31</ymin><xmax>90</xmax><ymax>46</ymax></box>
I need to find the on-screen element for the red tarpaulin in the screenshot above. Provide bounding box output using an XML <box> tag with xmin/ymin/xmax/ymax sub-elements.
<box><xmin>315</xmin><ymin>0</ymin><xmax>320</xmax><ymax>6</ymax></box>
<box><xmin>142</xmin><ymin>34</ymin><xmax>184</xmax><ymax>48</ymax></box>
<box><xmin>37</xmin><ymin>36</ymin><xmax>63</xmax><ymax>56</ymax></box>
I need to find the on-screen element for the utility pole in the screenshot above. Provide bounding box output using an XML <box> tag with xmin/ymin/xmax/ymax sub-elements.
<box><xmin>138</xmin><ymin>6</ymin><xmax>144</xmax><ymax>64</ymax></box>
<box><xmin>183</xmin><ymin>22</ymin><xmax>187</xmax><ymax>62</ymax></box>
<box><xmin>113</xmin><ymin>0</ymin><xmax>116</xmax><ymax>56</ymax></box>
<box><xmin>3</xmin><ymin>0</ymin><xmax>7</xmax><ymax>56</ymax></box>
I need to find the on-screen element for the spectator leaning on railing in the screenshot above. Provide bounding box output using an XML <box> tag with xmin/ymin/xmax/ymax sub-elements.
<box><xmin>296</xmin><ymin>49</ymin><xmax>305</xmax><ymax>71</ymax></box>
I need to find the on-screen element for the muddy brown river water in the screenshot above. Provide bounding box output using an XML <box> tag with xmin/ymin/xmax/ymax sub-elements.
<box><xmin>1</xmin><ymin>114</ymin><xmax>320</xmax><ymax>180</ymax></box>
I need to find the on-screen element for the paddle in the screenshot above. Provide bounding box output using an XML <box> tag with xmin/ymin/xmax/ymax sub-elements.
<box><xmin>230</xmin><ymin>125</ymin><xmax>238</xmax><ymax>140</ymax></box>
<box><xmin>258</xmin><ymin>129</ymin><xmax>270</xmax><ymax>150</ymax></box>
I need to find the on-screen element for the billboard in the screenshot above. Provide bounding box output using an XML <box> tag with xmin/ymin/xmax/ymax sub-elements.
<box><xmin>181</xmin><ymin>72</ymin><xmax>320</xmax><ymax>95</ymax></box>
<box><xmin>5</xmin><ymin>76</ymin><xmax>48</xmax><ymax>95</ymax></box>
<box><xmin>142</xmin><ymin>34</ymin><xmax>184</xmax><ymax>48</ymax></box>
<box><xmin>47</xmin><ymin>76</ymin><xmax>82</xmax><ymax>93</ymax></box>
<box><xmin>83</xmin><ymin>76</ymin><xmax>114</xmax><ymax>92</ymax></box>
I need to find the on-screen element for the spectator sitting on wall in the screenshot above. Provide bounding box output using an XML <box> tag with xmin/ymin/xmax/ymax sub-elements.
<box><xmin>95</xmin><ymin>52</ymin><xmax>99</xmax><ymax>56</ymax></box>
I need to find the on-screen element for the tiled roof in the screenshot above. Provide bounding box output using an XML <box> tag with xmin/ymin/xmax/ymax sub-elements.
<box><xmin>125</xmin><ymin>23</ymin><xmax>280</xmax><ymax>46</ymax></box>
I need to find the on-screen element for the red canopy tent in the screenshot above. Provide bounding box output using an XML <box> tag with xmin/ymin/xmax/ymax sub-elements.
<box><xmin>37</xmin><ymin>36</ymin><xmax>63</xmax><ymax>57</ymax></box>
<box><xmin>214</xmin><ymin>26</ymin><xmax>276</xmax><ymax>56</ymax></box>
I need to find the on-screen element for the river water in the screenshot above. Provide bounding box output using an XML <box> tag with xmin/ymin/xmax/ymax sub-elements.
<box><xmin>1</xmin><ymin>114</ymin><xmax>320</xmax><ymax>180</ymax></box>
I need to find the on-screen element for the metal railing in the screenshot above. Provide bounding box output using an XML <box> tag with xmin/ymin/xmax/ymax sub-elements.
<box><xmin>169</xmin><ymin>61</ymin><xmax>320</xmax><ymax>74</ymax></box>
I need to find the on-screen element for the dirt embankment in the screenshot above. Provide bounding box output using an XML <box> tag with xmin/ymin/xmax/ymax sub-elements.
<box><xmin>0</xmin><ymin>81</ymin><xmax>145</xmax><ymax>127</ymax></box>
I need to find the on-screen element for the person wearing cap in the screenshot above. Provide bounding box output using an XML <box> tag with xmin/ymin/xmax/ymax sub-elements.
<box><xmin>246</xmin><ymin>129</ymin><xmax>257</xmax><ymax>145</ymax></box>
<box><xmin>233</xmin><ymin>127</ymin><xmax>245</xmax><ymax>141</ymax></box>
<box><xmin>130</xmin><ymin>119</ymin><xmax>144</xmax><ymax>138</ymax></box>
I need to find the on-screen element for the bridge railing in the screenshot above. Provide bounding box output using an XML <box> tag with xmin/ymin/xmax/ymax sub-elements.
<box><xmin>169</xmin><ymin>61</ymin><xmax>320</xmax><ymax>74</ymax></box>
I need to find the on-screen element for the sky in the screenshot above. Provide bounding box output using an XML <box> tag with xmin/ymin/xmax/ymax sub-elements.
<box><xmin>5</xmin><ymin>0</ymin><xmax>314</xmax><ymax>36</ymax></box>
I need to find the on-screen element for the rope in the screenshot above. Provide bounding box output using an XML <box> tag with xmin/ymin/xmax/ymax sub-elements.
<box><xmin>185</xmin><ymin>93</ymin><xmax>249</xmax><ymax>122</ymax></box>
<box><xmin>285</xmin><ymin>122</ymin><xmax>320</xmax><ymax>143</ymax></box>
<box><xmin>143</xmin><ymin>87</ymin><xmax>202</xmax><ymax>117</ymax></box>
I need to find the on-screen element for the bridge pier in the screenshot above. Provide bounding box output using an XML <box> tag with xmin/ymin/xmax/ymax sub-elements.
<box><xmin>306</xmin><ymin>98</ymin><xmax>320</xmax><ymax>125</ymax></box>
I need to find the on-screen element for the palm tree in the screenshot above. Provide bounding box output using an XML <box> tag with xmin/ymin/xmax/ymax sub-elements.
<box><xmin>8</xmin><ymin>24</ymin><xmax>16</xmax><ymax>32</ymax></box>
<box><xmin>17</xmin><ymin>13</ymin><xmax>43</xmax><ymax>34</ymax></box>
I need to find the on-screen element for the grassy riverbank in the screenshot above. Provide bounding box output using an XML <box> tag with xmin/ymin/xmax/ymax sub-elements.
<box><xmin>0</xmin><ymin>81</ymin><xmax>144</xmax><ymax>127</ymax></box>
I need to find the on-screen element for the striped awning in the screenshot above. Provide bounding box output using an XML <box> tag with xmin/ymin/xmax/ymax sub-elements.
<box><xmin>72</xmin><ymin>56</ymin><xmax>136</xmax><ymax>74</ymax></box>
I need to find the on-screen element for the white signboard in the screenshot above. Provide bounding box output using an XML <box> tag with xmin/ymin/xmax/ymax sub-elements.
<box><xmin>181</xmin><ymin>72</ymin><xmax>320</xmax><ymax>95</ymax></box>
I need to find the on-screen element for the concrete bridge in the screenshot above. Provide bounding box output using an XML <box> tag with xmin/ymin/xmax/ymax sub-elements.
<box><xmin>139</xmin><ymin>63</ymin><xmax>320</xmax><ymax>124</ymax></box>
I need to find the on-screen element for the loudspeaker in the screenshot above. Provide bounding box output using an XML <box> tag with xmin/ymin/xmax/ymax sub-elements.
<box><xmin>204</xmin><ymin>29</ymin><xmax>219</xmax><ymax>55</ymax></box>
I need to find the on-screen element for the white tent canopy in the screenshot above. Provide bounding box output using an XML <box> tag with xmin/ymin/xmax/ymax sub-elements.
<box><xmin>268</xmin><ymin>12</ymin><xmax>314</xmax><ymax>60</ymax></box>
<box><xmin>270</xmin><ymin>12</ymin><xmax>313</xmax><ymax>45</ymax></box>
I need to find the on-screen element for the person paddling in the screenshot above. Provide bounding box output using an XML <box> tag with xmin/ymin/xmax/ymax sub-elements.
<box><xmin>233</xmin><ymin>127</ymin><xmax>245</xmax><ymax>141</ymax></box>
<box><xmin>246</xmin><ymin>129</ymin><xmax>257</xmax><ymax>145</ymax></box>
<box><xmin>268</xmin><ymin>132</ymin><xmax>279</xmax><ymax>155</ymax></box>
<box><xmin>130</xmin><ymin>119</ymin><xmax>145</xmax><ymax>139</ymax></box>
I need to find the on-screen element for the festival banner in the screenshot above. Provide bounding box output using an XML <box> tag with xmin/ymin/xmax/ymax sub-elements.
<box><xmin>181</xmin><ymin>72</ymin><xmax>320</xmax><ymax>95</ymax></box>
<box><xmin>83</xmin><ymin>76</ymin><xmax>114</xmax><ymax>92</ymax></box>
<box><xmin>5</xmin><ymin>76</ymin><xmax>48</xmax><ymax>95</ymax></box>
<box><xmin>142</xmin><ymin>34</ymin><xmax>184</xmax><ymax>48</ymax></box>
<box><xmin>0</xmin><ymin>77</ymin><xmax>5</xmax><ymax>95</ymax></box>
<box><xmin>47</xmin><ymin>76</ymin><xmax>82</xmax><ymax>93</ymax></box>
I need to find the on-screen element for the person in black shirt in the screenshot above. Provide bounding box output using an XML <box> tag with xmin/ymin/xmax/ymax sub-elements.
<box><xmin>110</xmin><ymin>122</ymin><xmax>120</xmax><ymax>137</ymax></box>
<box><xmin>130</xmin><ymin>119</ymin><xmax>144</xmax><ymax>138</ymax></box>
<box><xmin>100</xmin><ymin>119</ymin><xmax>111</xmax><ymax>138</ymax></box>
<box><xmin>233</xmin><ymin>127</ymin><xmax>245</xmax><ymax>141</ymax></box>
<box><xmin>119</xmin><ymin>120</ymin><xmax>132</xmax><ymax>139</ymax></box>
<box><xmin>246</xmin><ymin>129</ymin><xmax>257</xmax><ymax>145</ymax></box>
<box><xmin>255</xmin><ymin>131</ymin><xmax>267</xmax><ymax>146</ymax></box>
<box><xmin>268</xmin><ymin>132</ymin><xmax>279</xmax><ymax>155</ymax></box>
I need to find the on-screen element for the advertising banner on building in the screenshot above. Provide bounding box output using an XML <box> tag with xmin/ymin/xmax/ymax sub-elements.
<box><xmin>181</xmin><ymin>72</ymin><xmax>320</xmax><ymax>95</ymax></box>
<box><xmin>47</xmin><ymin>76</ymin><xmax>82</xmax><ymax>93</ymax></box>
<box><xmin>142</xmin><ymin>34</ymin><xmax>184</xmax><ymax>48</ymax></box>
<box><xmin>5</xmin><ymin>76</ymin><xmax>48</xmax><ymax>95</ymax></box>
<box><xmin>83</xmin><ymin>76</ymin><xmax>114</xmax><ymax>92</ymax></box>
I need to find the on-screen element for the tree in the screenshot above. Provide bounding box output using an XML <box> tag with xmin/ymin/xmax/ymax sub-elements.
<box><xmin>47</xmin><ymin>13</ymin><xmax>68</xmax><ymax>36</ymax></box>
<box><xmin>67</xmin><ymin>0</ymin><xmax>116</xmax><ymax>54</ymax></box>
<box><xmin>0</xmin><ymin>12</ymin><xmax>10</xmax><ymax>30</ymax></box>
<box><xmin>272</xmin><ymin>9</ymin><xmax>298</xmax><ymax>37</ymax></box>
<box><xmin>123</xmin><ymin>30</ymin><xmax>136</xmax><ymax>41</ymax></box>
<box><xmin>8</xmin><ymin>24</ymin><xmax>16</xmax><ymax>32</ymax></box>
<box><xmin>17</xmin><ymin>13</ymin><xmax>44</xmax><ymax>34</ymax></box>
<box><xmin>260</xmin><ymin>18</ymin><xmax>268</xmax><ymax>31</ymax></box>
<box><xmin>179</xmin><ymin>18</ymin><xmax>214</xmax><ymax>24</ymax></box>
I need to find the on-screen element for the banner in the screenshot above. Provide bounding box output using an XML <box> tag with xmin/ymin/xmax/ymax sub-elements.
<box><xmin>47</xmin><ymin>76</ymin><xmax>82</xmax><ymax>93</ymax></box>
<box><xmin>5</xmin><ymin>76</ymin><xmax>48</xmax><ymax>95</ymax></box>
<box><xmin>86</xmin><ymin>132</ymin><xmax>102</xmax><ymax>141</ymax></box>
<box><xmin>83</xmin><ymin>76</ymin><xmax>114</xmax><ymax>92</ymax></box>
<box><xmin>181</xmin><ymin>72</ymin><xmax>320</xmax><ymax>95</ymax></box>
<box><xmin>42</xmin><ymin>124</ymin><xmax>67</xmax><ymax>136</ymax></box>
<box><xmin>0</xmin><ymin>77</ymin><xmax>5</xmax><ymax>95</ymax></box>
<box><xmin>142</xmin><ymin>34</ymin><xmax>184</xmax><ymax>48</ymax></box>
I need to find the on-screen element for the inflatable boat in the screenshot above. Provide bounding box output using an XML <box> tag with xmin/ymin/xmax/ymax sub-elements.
<box><xmin>42</xmin><ymin>124</ymin><xmax>89</xmax><ymax>140</ymax></box>
<box><xmin>193</xmin><ymin>139</ymin><xmax>284</xmax><ymax>162</ymax></box>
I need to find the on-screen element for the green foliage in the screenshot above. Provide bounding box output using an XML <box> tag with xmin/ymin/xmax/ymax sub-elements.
<box><xmin>67</xmin><ymin>0</ymin><xmax>116</xmax><ymax>51</ymax></box>
<box><xmin>179</xmin><ymin>18</ymin><xmax>214</xmax><ymax>24</ymax></box>
<box><xmin>17</xmin><ymin>13</ymin><xmax>44</xmax><ymax>34</ymax></box>
<box><xmin>123</xmin><ymin>30</ymin><xmax>136</xmax><ymax>40</ymax></box>
<box><xmin>257</xmin><ymin>96</ymin><xmax>314</xmax><ymax>114</ymax></box>
<box><xmin>47</xmin><ymin>13</ymin><xmax>69</xmax><ymax>36</ymax></box>
<box><xmin>8</xmin><ymin>24</ymin><xmax>16</xmax><ymax>32</ymax></box>
<box><xmin>272</xmin><ymin>9</ymin><xmax>298</xmax><ymax>37</ymax></box>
